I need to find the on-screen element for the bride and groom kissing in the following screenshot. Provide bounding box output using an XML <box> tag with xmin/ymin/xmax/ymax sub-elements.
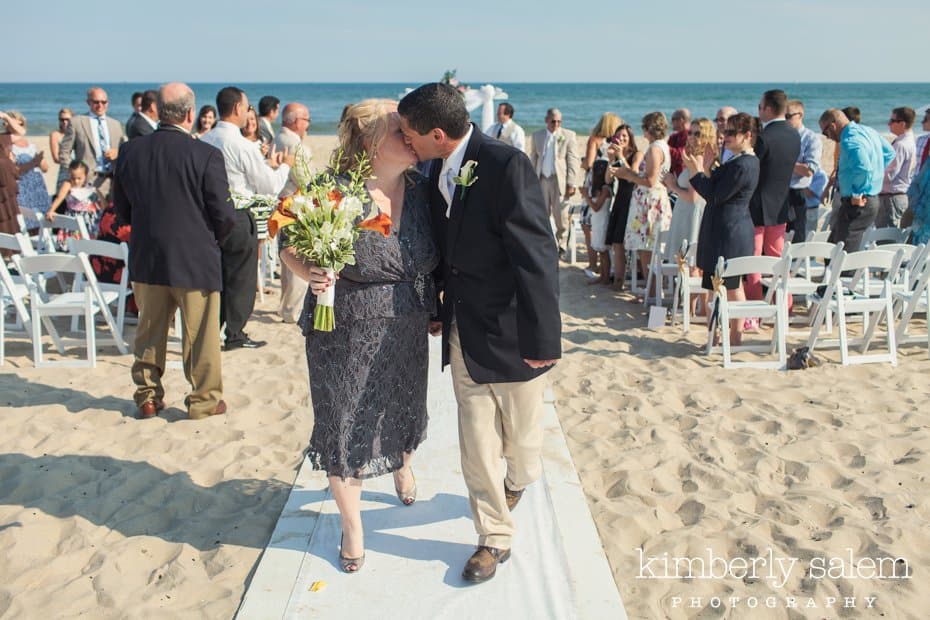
<box><xmin>281</xmin><ymin>83</ymin><xmax>560</xmax><ymax>583</ymax></box>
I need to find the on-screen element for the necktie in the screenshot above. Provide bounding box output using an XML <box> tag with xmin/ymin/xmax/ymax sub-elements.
<box><xmin>921</xmin><ymin>138</ymin><xmax>930</xmax><ymax>170</ymax></box>
<box><xmin>97</xmin><ymin>116</ymin><xmax>111</xmax><ymax>172</ymax></box>
<box><xmin>496</xmin><ymin>123</ymin><xmax>503</xmax><ymax>139</ymax></box>
<box><xmin>440</xmin><ymin>167</ymin><xmax>456</xmax><ymax>217</ymax></box>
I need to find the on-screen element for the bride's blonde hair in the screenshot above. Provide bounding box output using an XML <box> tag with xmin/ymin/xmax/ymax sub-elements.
<box><xmin>334</xmin><ymin>98</ymin><xmax>397</xmax><ymax>174</ymax></box>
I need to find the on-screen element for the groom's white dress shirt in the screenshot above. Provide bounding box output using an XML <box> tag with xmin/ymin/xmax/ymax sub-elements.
<box><xmin>200</xmin><ymin>120</ymin><xmax>290</xmax><ymax>207</ymax></box>
<box><xmin>439</xmin><ymin>125</ymin><xmax>474</xmax><ymax>216</ymax></box>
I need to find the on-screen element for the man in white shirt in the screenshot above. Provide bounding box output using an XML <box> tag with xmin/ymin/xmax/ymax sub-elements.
<box><xmin>273</xmin><ymin>102</ymin><xmax>312</xmax><ymax>323</ymax></box>
<box><xmin>201</xmin><ymin>86</ymin><xmax>294</xmax><ymax>350</ymax></box>
<box><xmin>877</xmin><ymin>106</ymin><xmax>917</xmax><ymax>228</ymax></box>
<box><xmin>485</xmin><ymin>103</ymin><xmax>526</xmax><ymax>153</ymax></box>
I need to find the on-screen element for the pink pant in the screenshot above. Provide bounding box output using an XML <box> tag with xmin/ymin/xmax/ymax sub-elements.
<box><xmin>744</xmin><ymin>224</ymin><xmax>792</xmax><ymax>310</ymax></box>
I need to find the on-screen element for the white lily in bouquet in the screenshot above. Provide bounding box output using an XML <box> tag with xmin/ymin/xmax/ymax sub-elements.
<box><xmin>267</xmin><ymin>149</ymin><xmax>391</xmax><ymax>331</ymax></box>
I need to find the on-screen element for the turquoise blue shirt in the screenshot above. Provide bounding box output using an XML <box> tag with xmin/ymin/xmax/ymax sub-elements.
<box><xmin>837</xmin><ymin>122</ymin><xmax>894</xmax><ymax>197</ymax></box>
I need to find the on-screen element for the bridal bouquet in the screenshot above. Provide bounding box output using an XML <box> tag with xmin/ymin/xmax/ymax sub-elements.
<box><xmin>267</xmin><ymin>151</ymin><xmax>390</xmax><ymax>331</ymax></box>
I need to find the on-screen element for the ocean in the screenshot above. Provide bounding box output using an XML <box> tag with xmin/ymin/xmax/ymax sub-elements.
<box><xmin>1</xmin><ymin>82</ymin><xmax>927</xmax><ymax>137</ymax></box>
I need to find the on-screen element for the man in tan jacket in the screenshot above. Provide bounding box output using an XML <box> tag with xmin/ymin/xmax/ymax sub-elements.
<box><xmin>528</xmin><ymin>108</ymin><xmax>580</xmax><ymax>253</ymax></box>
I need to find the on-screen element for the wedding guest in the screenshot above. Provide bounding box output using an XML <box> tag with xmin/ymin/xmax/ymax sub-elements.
<box><xmin>0</xmin><ymin>111</ymin><xmax>26</xmax><ymax>238</ymax></box>
<box><xmin>605</xmin><ymin>125</ymin><xmax>642</xmax><ymax>291</ymax></box>
<box><xmin>580</xmin><ymin>156</ymin><xmax>612</xmax><ymax>285</ymax></box>
<box><xmin>126</xmin><ymin>91</ymin><xmax>142</xmax><ymax>131</ymax></box>
<box><xmin>201</xmin><ymin>86</ymin><xmax>293</xmax><ymax>350</ymax></box>
<box><xmin>257</xmin><ymin>95</ymin><xmax>280</xmax><ymax>145</ymax></box>
<box><xmin>820</xmin><ymin>108</ymin><xmax>894</xmax><ymax>251</ymax></box>
<box><xmin>915</xmin><ymin>109</ymin><xmax>930</xmax><ymax>171</ymax></box>
<box><xmin>618</xmin><ymin>111</ymin><xmax>672</xmax><ymax>293</ymax></box>
<box><xmin>685</xmin><ymin>112</ymin><xmax>760</xmax><ymax>345</ymax></box>
<box><xmin>716</xmin><ymin>106</ymin><xmax>738</xmax><ymax>162</ymax></box>
<box><xmin>665</xmin><ymin>117</ymin><xmax>714</xmax><ymax>251</ymax></box>
<box><xmin>744</xmin><ymin>90</ymin><xmax>800</xmax><ymax>313</ymax></box>
<box><xmin>876</xmin><ymin>106</ymin><xmax>916</xmax><ymax>228</ymax></box>
<box><xmin>580</xmin><ymin>114</ymin><xmax>622</xmax><ymax>274</ymax></box>
<box><xmin>578</xmin><ymin>114</ymin><xmax>621</xmax><ymax>272</ymax></box>
<box><xmin>527</xmin><ymin>108</ymin><xmax>580</xmax><ymax>254</ymax></box>
<box><xmin>114</xmin><ymin>82</ymin><xmax>236</xmax><ymax>421</ymax></box>
<box><xmin>47</xmin><ymin>161</ymin><xmax>102</xmax><ymax>241</ymax></box>
<box><xmin>241</xmin><ymin>106</ymin><xmax>269</xmax><ymax>156</ymax></box>
<box><xmin>126</xmin><ymin>90</ymin><xmax>159</xmax><ymax>139</ymax></box>
<box><xmin>804</xmin><ymin>169</ymin><xmax>830</xmax><ymax>235</ymax></box>
<box><xmin>785</xmin><ymin>99</ymin><xmax>822</xmax><ymax>243</ymax></box>
<box><xmin>6</xmin><ymin>112</ymin><xmax>50</xmax><ymax>226</ymax></box>
<box><xmin>49</xmin><ymin>108</ymin><xmax>72</xmax><ymax>164</ymax></box>
<box><xmin>842</xmin><ymin>106</ymin><xmax>861</xmax><ymax>124</ymax></box>
<box><xmin>274</xmin><ymin>102</ymin><xmax>312</xmax><ymax>324</ymax></box>
<box><xmin>281</xmin><ymin>99</ymin><xmax>437</xmax><ymax>573</ymax></box>
<box><xmin>906</xmin><ymin>156</ymin><xmax>930</xmax><ymax>245</ymax></box>
<box><xmin>583</xmin><ymin>112</ymin><xmax>622</xmax><ymax>171</ymax></box>
<box><xmin>192</xmin><ymin>105</ymin><xmax>217</xmax><ymax>138</ymax></box>
<box><xmin>485</xmin><ymin>102</ymin><xmax>526</xmax><ymax>152</ymax></box>
<box><xmin>58</xmin><ymin>86</ymin><xmax>127</xmax><ymax>198</ymax></box>
<box><xmin>668</xmin><ymin>108</ymin><xmax>691</xmax><ymax>176</ymax></box>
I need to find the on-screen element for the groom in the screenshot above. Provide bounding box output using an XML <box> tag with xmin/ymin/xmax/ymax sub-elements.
<box><xmin>398</xmin><ymin>84</ymin><xmax>561</xmax><ymax>583</ymax></box>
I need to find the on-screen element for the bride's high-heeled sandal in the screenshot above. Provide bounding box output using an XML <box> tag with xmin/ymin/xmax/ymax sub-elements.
<box><xmin>339</xmin><ymin>534</ymin><xmax>365</xmax><ymax>573</ymax></box>
<box><xmin>393</xmin><ymin>468</ymin><xmax>417</xmax><ymax>506</ymax></box>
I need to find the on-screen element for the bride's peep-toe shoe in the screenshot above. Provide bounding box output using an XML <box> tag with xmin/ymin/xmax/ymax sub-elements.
<box><xmin>339</xmin><ymin>534</ymin><xmax>365</xmax><ymax>573</ymax></box>
<box><xmin>394</xmin><ymin>468</ymin><xmax>417</xmax><ymax>506</ymax></box>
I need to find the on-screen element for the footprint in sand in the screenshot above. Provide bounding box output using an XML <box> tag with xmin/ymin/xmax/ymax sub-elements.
<box><xmin>863</xmin><ymin>496</ymin><xmax>888</xmax><ymax>521</ymax></box>
<box><xmin>676</xmin><ymin>499</ymin><xmax>705</xmax><ymax>526</ymax></box>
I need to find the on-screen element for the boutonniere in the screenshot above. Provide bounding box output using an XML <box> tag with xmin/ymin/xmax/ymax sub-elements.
<box><xmin>453</xmin><ymin>160</ymin><xmax>478</xmax><ymax>200</ymax></box>
<box><xmin>557</xmin><ymin>134</ymin><xmax>566</xmax><ymax>145</ymax></box>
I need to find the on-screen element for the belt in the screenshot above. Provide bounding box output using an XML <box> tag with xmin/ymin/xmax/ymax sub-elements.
<box><xmin>879</xmin><ymin>192</ymin><xmax>905</xmax><ymax>197</ymax></box>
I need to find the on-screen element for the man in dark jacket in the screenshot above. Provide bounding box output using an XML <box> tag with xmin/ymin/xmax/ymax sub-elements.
<box><xmin>114</xmin><ymin>82</ymin><xmax>236</xmax><ymax>421</ymax></box>
<box><xmin>744</xmin><ymin>89</ymin><xmax>801</xmax><ymax>304</ymax></box>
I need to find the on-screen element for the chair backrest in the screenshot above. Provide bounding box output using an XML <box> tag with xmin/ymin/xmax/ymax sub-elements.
<box><xmin>868</xmin><ymin>243</ymin><xmax>919</xmax><ymax>262</ymax></box>
<box><xmin>716</xmin><ymin>255</ymin><xmax>784</xmax><ymax>279</ymax></box>
<box><xmin>806</xmin><ymin>230</ymin><xmax>831</xmax><ymax>243</ymax></box>
<box><xmin>0</xmin><ymin>232</ymin><xmax>19</xmax><ymax>253</ymax></box>
<box><xmin>68</xmin><ymin>238</ymin><xmax>128</xmax><ymax>262</ymax></box>
<box><xmin>678</xmin><ymin>239</ymin><xmax>697</xmax><ymax>269</ymax></box>
<box><xmin>784</xmin><ymin>241</ymin><xmax>838</xmax><ymax>262</ymax></box>
<box><xmin>16</xmin><ymin>253</ymin><xmax>86</xmax><ymax>278</ymax></box>
<box><xmin>862</xmin><ymin>225</ymin><xmax>911</xmax><ymax>247</ymax></box>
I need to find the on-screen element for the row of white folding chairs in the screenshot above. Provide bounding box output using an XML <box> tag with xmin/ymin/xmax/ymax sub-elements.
<box><xmin>701</xmin><ymin>244</ymin><xmax>923</xmax><ymax>368</ymax></box>
<box><xmin>1</xmin><ymin>232</ymin><xmax>129</xmax><ymax>367</ymax></box>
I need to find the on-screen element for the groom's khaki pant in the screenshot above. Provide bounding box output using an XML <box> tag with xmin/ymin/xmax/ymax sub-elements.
<box><xmin>449</xmin><ymin>324</ymin><xmax>545</xmax><ymax>550</ymax></box>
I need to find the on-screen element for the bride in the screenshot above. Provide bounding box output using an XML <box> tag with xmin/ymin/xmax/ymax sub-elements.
<box><xmin>280</xmin><ymin>99</ymin><xmax>438</xmax><ymax>573</ymax></box>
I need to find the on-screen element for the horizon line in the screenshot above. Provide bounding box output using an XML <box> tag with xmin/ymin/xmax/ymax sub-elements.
<box><xmin>3</xmin><ymin>80</ymin><xmax>929</xmax><ymax>86</ymax></box>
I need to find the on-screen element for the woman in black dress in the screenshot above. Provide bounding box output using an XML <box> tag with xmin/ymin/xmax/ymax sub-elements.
<box><xmin>280</xmin><ymin>99</ymin><xmax>438</xmax><ymax>573</ymax></box>
<box><xmin>604</xmin><ymin>124</ymin><xmax>642</xmax><ymax>291</ymax></box>
<box><xmin>684</xmin><ymin>112</ymin><xmax>759</xmax><ymax>345</ymax></box>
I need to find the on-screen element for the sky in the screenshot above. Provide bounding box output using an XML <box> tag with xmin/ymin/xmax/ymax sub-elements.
<box><xmin>3</xmin><ymin>0</ymin><xmax>929</xmax><ymax>83</ymax></box>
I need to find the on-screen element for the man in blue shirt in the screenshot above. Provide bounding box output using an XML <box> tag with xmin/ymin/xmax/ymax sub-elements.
<box><xmin>819</xmin><ymin>108</ymin><xmax>894</xmax><ymax>251</ymax></box>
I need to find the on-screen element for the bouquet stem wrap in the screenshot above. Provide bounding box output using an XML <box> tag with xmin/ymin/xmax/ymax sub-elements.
<box><xmin>313</xmin><ymin>268</ymin><xmax>336</xmax><ymax>331</ymax></box>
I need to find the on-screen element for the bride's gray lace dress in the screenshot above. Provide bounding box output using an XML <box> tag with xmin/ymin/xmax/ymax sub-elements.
<box><xmin>297</xmin><ymin>173</ymin><xmax>438</xmax><ymax>479</ymax></box>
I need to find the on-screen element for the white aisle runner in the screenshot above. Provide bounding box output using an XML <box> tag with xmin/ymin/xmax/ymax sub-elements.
<box><xmin>237</xmin><ymin>338</ymin><xmax>626</xmax><ymax>620</ymax></box>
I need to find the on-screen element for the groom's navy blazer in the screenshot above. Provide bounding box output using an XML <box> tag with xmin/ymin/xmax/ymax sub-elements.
<box><xmin>429</xmin><ymin>126</ymin><xmax>561</xmax><ymax>384</ymax></box>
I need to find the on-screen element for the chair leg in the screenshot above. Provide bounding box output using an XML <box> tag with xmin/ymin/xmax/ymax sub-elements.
<box><xmin>837</xmin><ymin>305</ymin><xmax>850</xmax><ymax>365</ymax></box>
<box><xmin>886</xmin><ymin>295</ymin><xmax>897</xmax><ymax>367</ymax></box>
<box><xmin>721</xmin><ymin>302</ymin><xmax>731</xmax><ymax>368</ymax></box>
<box><xmin>671</xmin><ymin>275</ymin><xmax>681</xmax><ymax>327</ymax></box>
<box><xmin>32</xmin><ymin>306</ymin><xmax>43</xmax><ymax>367</ymax></box>
<box><xmin>86</xmin><ymin>296</ymin><xmax>96</xmax><ymax>368</ymax></box>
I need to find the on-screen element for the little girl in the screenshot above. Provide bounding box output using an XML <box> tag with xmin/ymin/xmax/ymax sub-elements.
<box><xmin>47</xmin><ymin>161</ymin><xmax>101</xmax><ymax>247</ymax></box>
<box><xmin>580</xmin><ymin>157</ymin><xmax>613</xmax><ymax>285</ymax></box>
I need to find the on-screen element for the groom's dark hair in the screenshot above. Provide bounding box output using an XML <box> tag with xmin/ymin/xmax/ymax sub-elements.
<box><xmin>398</xmin><ymin>83</ymin><xmax>470</xmax><ymax>139</ymax></box>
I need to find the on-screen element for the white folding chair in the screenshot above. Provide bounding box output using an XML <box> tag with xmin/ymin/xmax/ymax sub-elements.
<box><xmin>894</xmin><ymin>246</ymin><xmax>930</xmax><ymax>358</ymax></box>
<box><xmin>763</xmin><ymin>241</ymin><xmax>843</xmax><ymax>327</ymax></box>
<box><xmin>565</xmin><ymin>208</ymin><xmax>582</xmax><ymax>266</ymax></box>
<box><xmin>861</xmin><ymin>225</ymin><xmax>911</xmax><ymax>248</ymax></box>
<box><xmin>806</xmin><ymin>249</ymin><xmax>904</xmax><ymax>366</ymax></box>
<box><xmin>706</xmin><ymin>255</ymin><xmax>788</xmax><ymax>369</ymax></box>
<box><xmin>13</xmin><ymin>252</ymin><xmax>129</xmax><ymax>368</ymax></box>
<box><xmin>38</xmin><ymin>213</ymin><xmax>91</xmax><ymax>252</ymax></box>
<box><xmin>670</xmin><ymin>240</ymin><xmax>709</xmax><ymax>333</ymax></box>
<box><xmin>67</xmin><ymin>238</ymin><xmax>133</xmax><ymax>338</ymax></box>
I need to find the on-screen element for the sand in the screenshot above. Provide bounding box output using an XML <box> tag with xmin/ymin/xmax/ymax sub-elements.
<box><xmin>2</xmin><ymin>134</ymin><xmax>925</xmax><ymax>619</ymax></box>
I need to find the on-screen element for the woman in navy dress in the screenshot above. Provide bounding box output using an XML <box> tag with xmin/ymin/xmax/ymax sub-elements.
<box><xmin>685</xmin><ymin>112</ymin><xmax>759</xmax><ymax>345</ymax></box>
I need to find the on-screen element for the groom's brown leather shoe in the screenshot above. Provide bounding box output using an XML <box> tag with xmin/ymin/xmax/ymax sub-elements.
<box><xmin>462</xmin><ymin>546</ymin><xmax>511</xmax><ymax>583</ymax></box>
<box><xmin>138</xmin><ymin>399</ymin><xmax>165</xmax><ymax>419</ymax></box>
<box><xmin>504</xmin><ymin>483</ymin><xmax>524</xmax><ymax>511</ymax></box>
